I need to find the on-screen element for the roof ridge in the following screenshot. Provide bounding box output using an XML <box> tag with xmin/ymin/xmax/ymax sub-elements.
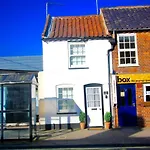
<box><xmin>52</xmin><ymin>15</ymin><xmax>99</xmax><ymax>19</ymax></box>
<box><xmin>102</xmin><ymin>5</ymin><xmax>150</xmax><ymax>10</ymax></box>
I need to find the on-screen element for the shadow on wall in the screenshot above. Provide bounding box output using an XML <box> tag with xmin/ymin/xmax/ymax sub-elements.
<box><xmin>39</xmin><ymin>98</ymin><xmax>83</xmax><ymax>130</ymax></box>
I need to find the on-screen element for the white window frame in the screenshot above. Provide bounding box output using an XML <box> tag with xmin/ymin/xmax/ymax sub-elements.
<box><xmin>68</xmin><ymin>42</ymin><xmax>87</xmax><ymax>68</ymax></box>
<box><xmin>56</xmin><ymin>84</ymin><xmax>76</xmax><ymax>113</ymax></box>
<box><xmin>117</xmin><ymin>33</ymin><xmax>139</xmax><ymax>67</ymax></box>
<box><xmin>143</xmin><ymin>84</ymin><xmax>150</xmax><ymax>102</ymax></box>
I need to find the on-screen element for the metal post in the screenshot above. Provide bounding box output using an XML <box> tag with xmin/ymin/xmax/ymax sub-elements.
<box><xmin>1</xmin><ymin>85</ymin><xmax>3</xmax><ymax>141</ymax></box>
<box><xmin>96</xmin><ymin>0</ymin><xmax>99</xmax><ymax>15</ymax></box>
<box><xmin>29</xmin><ymin>84</ymin><xmax>32</xmax><ymax>141</ymax></box>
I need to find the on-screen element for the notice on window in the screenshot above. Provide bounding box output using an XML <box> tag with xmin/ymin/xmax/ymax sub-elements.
<box><xmin>120</xmin><ymin>91</ymin><xmax>125</xmax><ymax>97</ymax></box>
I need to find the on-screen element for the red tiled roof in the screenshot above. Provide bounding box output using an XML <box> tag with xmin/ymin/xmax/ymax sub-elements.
<box><xmin>42</xmin><ymin>15</ymin><xmax>109</xmax><ymax>40</ymax></box>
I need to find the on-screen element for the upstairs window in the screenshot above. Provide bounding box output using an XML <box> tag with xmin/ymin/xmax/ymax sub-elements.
<box><xmin>69</xmin><ymin>42</ymin><xmax>86</xmax><ymax>68</ymax></box>
<box><xmin>117</xmin><ymin>33</ymin><xmax>138</xmax><ymax>66</ymax></box>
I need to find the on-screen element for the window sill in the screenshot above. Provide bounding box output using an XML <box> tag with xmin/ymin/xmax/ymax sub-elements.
<box><xmin>118</xmin><ymin>64</ymin><xmax>139</xmax><ymax>67</ymax></box>
<box><xmin>69</xmin><ymin>67</ymin><xmax>89</xmax><ymax>70</ymax></box>
<box><xmin>57</xmin><ymin>112</ymin><xmax>77</xmax><ymax>115</ymax></box>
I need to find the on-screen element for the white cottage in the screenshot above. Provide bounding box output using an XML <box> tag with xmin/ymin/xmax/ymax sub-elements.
<box><xmin>39</xmin><ymin>15</ymin><xmax>116</xmax><ymax>129</ymax></box>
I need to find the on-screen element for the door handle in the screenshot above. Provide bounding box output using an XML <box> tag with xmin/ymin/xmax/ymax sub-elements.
<box><xmin>132</xmin><ymin>103</ymin><xmax>135</xmax><ymax>107</ymax></box>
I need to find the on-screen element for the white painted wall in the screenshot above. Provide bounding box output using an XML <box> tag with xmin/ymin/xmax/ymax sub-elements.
<box><xmin>39</xmin><ymin>39</ymin><xmax>112</xmax><ymax>126</ymax></box>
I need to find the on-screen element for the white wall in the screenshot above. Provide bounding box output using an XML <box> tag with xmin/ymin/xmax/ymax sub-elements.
<box><xmin>39</xmin><ymin>39</ymin><xmax>112</xmax><ymax>125</ymax></box>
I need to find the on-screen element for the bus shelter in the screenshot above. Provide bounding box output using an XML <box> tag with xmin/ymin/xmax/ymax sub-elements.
<box><xmin>0</xmin><ymin>73</ymin><xmax>37</xmax><ymax>141</ymax></box>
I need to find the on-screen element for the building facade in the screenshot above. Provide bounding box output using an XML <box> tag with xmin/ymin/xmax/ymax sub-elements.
<box><xmin>101</xmin><ymin>5</ymin><xmax>150</xmax><ymax>127</ymax></box>
<box><xmin>39</xmin><ymin>15</ymin><xmax>116</xmax><ymax>129</ymax></box>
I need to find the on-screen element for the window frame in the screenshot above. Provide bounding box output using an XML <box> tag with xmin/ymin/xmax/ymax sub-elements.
<box><xmin>143</xmin><ymin>84</ymin><xmax>150</xmax><ymax>102</ymax></box>
<box><xmin>117</xmin><ymin>33</ymin><xmax>139</xmax><ymax>67</ymax></box>
<box><xmin>68</xmin><ymin>42</ymin><xmax>88</xmax><ymax>69</ymax></box>
<box><xmin>56</xmin><ymin>84</ymin><xmax>76</xmax><ymax>114</ymax></box>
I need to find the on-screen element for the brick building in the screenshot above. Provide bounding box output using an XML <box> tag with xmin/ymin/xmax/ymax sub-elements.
<box><xmin>101</xmin><ymin>6</ymin><xmax>150</xmax><ymax>127</ymax></box>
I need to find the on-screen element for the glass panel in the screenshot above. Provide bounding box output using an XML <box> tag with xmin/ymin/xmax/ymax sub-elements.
<box><xmin>127</xmin><ymin>88</ymin><xmax>132</xmax><ymax>106</ymax></box>
<box><xmin>131</xmin><ymin>51</ymin><xmax>135</xmax><ymax>57</ymax></box>
<box><xmin>125</xmin><ymin>43</ymin><xmax>129</xmax><ymax>49</ymax></box>
<box><xmin>3</xmin><ymin>84</ymin><xmax>30</xmax><ymax>111</ymax></box>
<box><xmin>130</xmin><ymin>43</ymin><xmax>135</xmax><ymax>48</ymax></box>
<box><xmin>86</xmin><ymin>87</ymin><xmax>101</xmax><ymax>107</ymax></box>
<box><xmin>119</xmin><ymin>36</ymin><xmax>124</xmax><ymax>42</ymax></box>
<box><xmin>58</xmin><ymin>87</ymin><xmax>75</xmax><ymax>112</ymax></box>
<box><xmin>4</xmin><ymin>128</ymin><xmax>29</xmax><ymax>139</ymax></box>
<box><xmin>32</xmin><ymin>84</ymin><xmax>37</xmax><ymax>137</ymax></box>
<box><xmin>131</xmin><ymin>58</ymin><xmax>136</xmax><ymax>64</ymax></box>
<box><xmin>125</xmin><ymin>36</ymin><xmax>129</xmax><ymax>42</ymax></box>
<box><xmin>146</xmin><ymin>86</ymin><xmax>150</xmax><ymax>92</ymax></box>
<box><xmin>130</xmin><ymin>36</ymin><xmax>135</xmax><ymax>42</ymax></box>
<box><xmin>120</xmin><ymin>90</ymin><xmax>125</xmax><ymax>106</ymax></box>
<box><xmin>120</xmin><ymin>52</ymin><xmax>124</xmax><ymax>57</ymax></box>
<box><xmin>146</xmin><ymin>95</ymin><xmax>150</xmax><ymax>101</ymax></box>
<box><xmin>126</xmin><ymin>58</ymin><xmax>130</xmax><ymax>64</ymax></box>
<box><xmin>120</xmin><ymin>58</ymin><xmax>125</xmax><ymax>64</ymax></box>
<box><xmin>119</xmin><ymin>43</ymin><xmax>124</xmax><ymax>49</ymax></box>
<box><xmin>70</xmin><ymin>56</ymin><xmax>85</xmax><ymax>66</ymax></box>
<box><xmin>4</xmin><ymin>112</ymin><xmax>29</xmax><ymax>124</ymax></box>
<box><xmin>125</xmin><ymin>51</ymin><xmax>130</xmax><ymax>57</ymax></box>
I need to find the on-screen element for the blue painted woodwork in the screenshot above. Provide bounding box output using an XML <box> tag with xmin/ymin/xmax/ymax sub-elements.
<box><xmin>117</xmin><ymin>84</ymin><xmax>137</xmax><ymax>127</ymax></box>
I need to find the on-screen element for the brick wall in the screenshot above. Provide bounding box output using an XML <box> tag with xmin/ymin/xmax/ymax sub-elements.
<box><xmin>113</xmin><ymin>31</ymin><xmax>150</xmax><ymax>127</ymax></box>
<box><xmin>113</xmin><ymin>31</ymin><xmax>150</xmax><ymax>74</ymax></box>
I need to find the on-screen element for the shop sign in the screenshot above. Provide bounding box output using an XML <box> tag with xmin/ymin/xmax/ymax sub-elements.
<box><xmin>117</xmin><ymin>74</ymin><xmax>150</xmax><ymax>84</ymax></box>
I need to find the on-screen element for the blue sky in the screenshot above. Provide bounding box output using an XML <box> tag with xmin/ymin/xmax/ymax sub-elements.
<box><xmin>0</xmin><ymin>0</ymin><xmax>150</xmax><ymax>56</ymax></box>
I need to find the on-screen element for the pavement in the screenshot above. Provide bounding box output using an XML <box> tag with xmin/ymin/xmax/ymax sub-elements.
<box><xmin>0</xmin><ymin>127</ymin><xmax>150</xmax><ymax>149</ymax></box>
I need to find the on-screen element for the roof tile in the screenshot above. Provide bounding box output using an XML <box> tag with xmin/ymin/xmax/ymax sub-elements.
<box><xmin>42</xmin><ymin>15</ymin><xmax>109</xmax><ymax>40</ymax></box>
<box><xmin>101</xmin><ymin>5</ymin><xmax>150</xmax><ymax>31</ymax></box>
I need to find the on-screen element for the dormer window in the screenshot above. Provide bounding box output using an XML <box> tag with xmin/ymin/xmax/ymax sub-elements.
<box><xmin>117</xmin><ymin>33</ymin><xmax>138</xmax><ymax>67</ymax></box>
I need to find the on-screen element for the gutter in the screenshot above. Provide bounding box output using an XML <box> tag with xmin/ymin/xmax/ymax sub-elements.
<box><xmin>107</xmin><ymin>38</ymin><xmax>117</xmax><ymax>127</ymax></box>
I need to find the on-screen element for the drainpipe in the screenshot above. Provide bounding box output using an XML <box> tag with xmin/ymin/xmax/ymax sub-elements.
<box><xmin>107</xmin><ymin>38</ymin><xmax>117</xmax><ymax>127</ymax></box>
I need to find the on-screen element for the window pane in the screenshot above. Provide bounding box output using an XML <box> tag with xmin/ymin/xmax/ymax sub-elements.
<box><xmin>130</xmin><ymin>36</ymin><xmax>135</xmax><ymax>42</ymax></box>
<box><xmin>119</xmin><ymin>36</ymin><xmax>124</xmax><ymax>42</ymax></box>
<box><xmin>130</xmin><ymin>43</ymin><xmax>135</xmax><ymax>48</ymax></box>
<box><xmin>120</xmin><ymin>58</ymin><xmax>125</xmax><ymax>64</ymax></box>
<box><xmin>125</xmin><ymin>36</ymin><xmax>129</xmax><ymax>42</ymax></box>
<box><xmin>86</xmin><ymin>87</ymin><xmax>101</xmax><ymax>108</ymax></box>
<box><xmin>58</xmin><ymin>87</ymin><xmax>75</xmax><ymax>112</ymax></box>
<box><xmin>120</xmin><ymin>89</ymin><xmax>125</xmax><ymax>106</ymax></box>
<box><xmin>146</xmin><ymin>95</ymin><xmax>150</xmax><ymax>101</ymax></box>
<box><xmin>131</xmin><ymin>51</ymin><xmax>135</xmax><ymax>57</ymax></box>
<box><xmin>3</xmin><ymin>85</ymin><xmax>30</xmax><ymax>111</ymax></box>
<box><xmin>120</xmin><ymin>52</ymin><xmax>124</xmax><ymax>57</ymax></box>
<box><xmin>146</xmin><ymin>86</ymin><xmax>150</xmax><ymax>92</ymax></box>
<box><xmin>126</xmin><ymin>58</ymin><xmax>130</xmax><ymax>64</ymax></box>
<box><xmin>3</xmin><ymin>112</ymin><xmax>29</xmax><ymax>124</ymax></box>
<box><xmin>119</xmin><ymin>43</ymin><xmax>124</xmax><ymax>49</ymax></box>
<box><xmin>131</xmin><ymin>58</ymin><xmax>136</xmax><ymax>64</ymax></box>
<box><xmin>125</xmin><ymin>51</ymin><xmax>130</xmax><ymax>57</ymax></box>
<box><xmin>125</xmin><ymin>43</ymin><xmax>129</xmax><ymax>49</ymax></box>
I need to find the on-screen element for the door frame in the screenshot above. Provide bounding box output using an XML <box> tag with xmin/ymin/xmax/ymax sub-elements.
<box><xmin>84</xmin><ymin>83</ymin><xmax>104</xmax><ymax>128</ymax></box>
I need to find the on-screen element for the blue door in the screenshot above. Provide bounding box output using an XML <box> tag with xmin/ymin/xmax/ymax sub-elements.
<box><xmin>117</xmin><ymin>84</ymin><xmax>137</xmax><ymax>127</ymax></box>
